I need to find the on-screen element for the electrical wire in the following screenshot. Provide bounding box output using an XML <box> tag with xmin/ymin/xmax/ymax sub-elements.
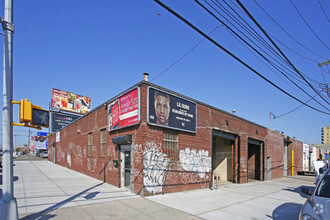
<box><xmin>224</xmin><ymin>23</ymin><xmax>316</xmax><ymax>100</ymax></box>
<box><xmin>253</xmin><ymin>0</ymin><xmax>328</xmax><ymax>59</ymax></box>
<box><xmin>150</xmin><ymin>25</ymin><xmax>223</xmax><ymax>82</ymax></box>
<box><xmin>270</xmin><ymin>33</ymin><xmax>318</xmax><ymax>63</ymax></box>
<box><xmin>213</xmin><ymin>0</ymin><xmax>288</xmax><ymax>66</ymax></box>
<box><xmin>275</xmin><ymin>89</ymin><xmax>325</xmax><ymax>119</ymax></box>
<box><xmin>318</xmin><ymin>0</ymin><xmax>330</xmax><ymax>23</ymax></box>
<box><xmin>154</xmin><ymin>0</ymin><xmax>330</xmax><ymax>115</ymax></box>
<box><xmin>197</xmin><ymin>0</ymin><xmax>329</xmax><ymax>111</ymax></box>
<box><xmin>236</xmin><ymin>0</ymin><xmax>330</xmax><ymax>106</ymax></box>
<box><xmin>289</xmin><ymin>0</ymin><xmax>329</xmax><ymax>50</ymax></box>
<box><xmin>209</xmin><ymin>0</ymin><xmax>324</xmax><ymax>88</ymax></box>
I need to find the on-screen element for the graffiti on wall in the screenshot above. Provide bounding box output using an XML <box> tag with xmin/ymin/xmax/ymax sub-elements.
<box><xmin>179</xmin><ymin>148</ymin><xmax>211</xmax><ymax>178</ymax></box>
<box><xmin>143</xmin><ymin>149</ymin><xmax>169</xmax><ymax>194</ymax></box>
<box><xmin>74</xmin><ymin>145</ymin><xmax>84</xmax><ymax>167</ymax></box>
<box><xmin>87</xmin><ymin>157</ymin><xmax>97</xmax><ymax>173</ymax></box>
<box><xmin>67</xmin><ymin>154</ymin><xmax>72</xmax><ymax>167</ymax></box>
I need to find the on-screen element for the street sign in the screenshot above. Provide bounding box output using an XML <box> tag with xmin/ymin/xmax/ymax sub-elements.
<box><xmin>37</xmin><ymin>131</ymin><xmax>49</xmax><ymax>137</ymax></box>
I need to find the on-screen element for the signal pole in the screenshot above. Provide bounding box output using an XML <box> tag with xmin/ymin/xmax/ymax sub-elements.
<box><xmin>0</xmin><ymin>0</ymin><xmax>18</xmax><ymax>219</ymax></box>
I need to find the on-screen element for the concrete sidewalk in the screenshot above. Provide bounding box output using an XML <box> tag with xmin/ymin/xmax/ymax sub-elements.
<box><xmin>147</xmin><ymin>175</ymin><xmax>315</xmax><ymax>220</ymax></box>
<box><xmin>1</xmin><ymin>160</ymin><xmax>199</xmax><ymax>219</ymax></box>
<box><xmin>1</xmin><ymin>160</ymin><xmax>315</xmax><ymax>219</ymax></box>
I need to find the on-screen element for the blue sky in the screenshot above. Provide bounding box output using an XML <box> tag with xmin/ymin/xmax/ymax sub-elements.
<box><xmin>0</xmin><ymin>0</ymin><xmax>329</xmax><ymax>148</ymax></box>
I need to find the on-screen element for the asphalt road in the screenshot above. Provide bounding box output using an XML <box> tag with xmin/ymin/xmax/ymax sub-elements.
<box><xmin>14</xmin><ymin>154</ymin><xmax>48</xmax><ymax>161</ymax></box>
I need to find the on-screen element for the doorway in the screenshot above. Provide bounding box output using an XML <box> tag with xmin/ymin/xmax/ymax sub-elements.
<box><xmin>120</xmin><ymin>145</ymin><xmax>131</xmax><ymax>188</ymax></box>
<box><xmin>248</xmin><ymin>143</ymin><xmax>261</xmax><ymax>181</ymax></box>
<box><xmin>53</xmin><ymin>145</ymin><xmax>56</xmax><ymax>164</ymax></box>
<box><xmin>212</xmin><ymin>131</ymin><xmax>236</xmax><ymax>183</ymax></box>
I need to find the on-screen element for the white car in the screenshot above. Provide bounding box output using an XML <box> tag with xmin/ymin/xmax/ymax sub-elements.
<box><xmin>299</xmin><ymin>169</ymin><xmax>330</xmax><ymax>220</ymax></box>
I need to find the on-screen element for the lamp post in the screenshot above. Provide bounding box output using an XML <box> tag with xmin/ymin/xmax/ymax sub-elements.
<box><xmin>0</xmin><ymin>0</ymin><xmax>18</xmax><ymax>219</ymax></box>
<box><xmin>269</xmin><ymin>112</ymin><xmax>276</xmax><ymax>129</ymax></box>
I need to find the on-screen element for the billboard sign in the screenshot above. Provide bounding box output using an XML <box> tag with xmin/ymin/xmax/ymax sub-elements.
<box><xmin>51</xmin><ymin>112</ymin><xmax>81</xmax><ymax>133</ymax></box>
<box><xmin>51</xmin><ymin>88</ymin><xmax>91</xmax><ymax>115</ymax></box>
<box><xmin>148</xmin><ymin>87</ymin><xmax>196</xmax><ymax>133</ymax></box>
<box><xmin>107</xmin><ymin>88</ymin><xmax>139</xmax><ymax>131</ymax></box>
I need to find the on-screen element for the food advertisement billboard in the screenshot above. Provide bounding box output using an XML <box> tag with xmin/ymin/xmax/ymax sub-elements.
<box><xmin>107</xmin><ymin>88</ymin><xmax>139</xmax><ymax>131</ymax></box>
<box><xmin>51</xmin><ymin>88</ymin><xmax>91</xmax><ymax>115</ymax></box>
<box><xmin>148</xmin><ymin>87</ymin><xmax>196</xmax><ymax>133</ymax></box>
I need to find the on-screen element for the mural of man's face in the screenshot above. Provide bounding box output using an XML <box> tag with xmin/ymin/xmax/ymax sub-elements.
<box><xmin>154</xmin><ymin>94</ymin><xmax>170</xmax><ymax>125</ymax></box>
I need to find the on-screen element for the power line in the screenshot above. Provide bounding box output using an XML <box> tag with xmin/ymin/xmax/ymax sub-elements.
<box><xmin>270</xmin><ymin>33</ymin><xmax>318</xmax><ymax>63</ymax></box>
<box><xmin>213</xmin><ymin>0</ymin><xmax>287</xmax><ymax>66</ymax></box>
<box><xmin>236</xmin><ymin>0</ymin><xmax>330</xmax><ymax>106</ymax></box>
<box><xmin>225</xmin><ymin>25</ymin><xmax>327</xmax><ymax>106</ymax></box>
<box><xmin>150</xmin><ymin>25</ymin><xmax>223</xmax><ymax>82</ymax></box>
<box><xmin>154</xmin><ymin>0</ymin><xmax>330</xmax><ymax>115</ymax></box>
<box><xmin>317</xmin><ymin>0</ymin><xmax>330</xmax><ymax>23</ymax></box>
<box><xmin>289</xmin><ymin>0</ymin><xmax>329</xmax><ymax>50</ymax></box>
<box><xmin>254</xmin><ymin>0</ymin><xmax>327</xmax><ymax>59</ymax></box>
<box><xmin>209</xmin><ymin>0</ymin><xmax>324</xmax><ymax>88</ymax></box>
<box><xmin>198</xmin><ymin>0</ymin><xmax>329</xmax><ymax>111</ymax></box>
<box><xmin>275</xmin><ymin>88</ymin><xmax>325</xmax><ymax>119</ymax></box>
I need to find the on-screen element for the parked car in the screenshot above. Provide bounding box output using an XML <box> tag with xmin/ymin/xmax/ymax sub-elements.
<box><xmin>40</xmin><ymin>150</ymin><xmax>48</xmax><ymax>158</ymax></box>
<box><xmin>299</xmin><ymin>169</ymin><xmax>330</xmax><ymax>220</ymax></box>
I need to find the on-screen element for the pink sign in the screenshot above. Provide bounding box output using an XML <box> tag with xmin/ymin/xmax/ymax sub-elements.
<box><xmin>107</xmin><ymin>88</ymin><xmax>139</xmax><ymax>131</ymax></box>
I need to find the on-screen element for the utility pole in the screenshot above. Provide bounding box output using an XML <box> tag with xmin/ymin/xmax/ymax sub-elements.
<box><xmin>0</xmin><ymin>0</ymin><xmax>18</xmax><ymax>219</ymax></box>
<box><xmin>318</xmin><ymin>59</ymin><xmax>330</xmax><ymax>98</ymax></box>
<box><xmin>318</xmin><ymin>58</ymin><xmax>330</xmax><ymax>67</ymax></box>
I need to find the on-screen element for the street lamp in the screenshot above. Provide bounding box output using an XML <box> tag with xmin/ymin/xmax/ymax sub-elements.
<box><xmin>269</xmin><ymin>112</ymin><xmax>276</xmax><ymax>129</ymax></box>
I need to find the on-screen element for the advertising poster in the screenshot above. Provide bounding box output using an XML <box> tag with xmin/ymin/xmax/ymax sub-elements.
<box><xmin>52</xmin><ymin>112</ymin><xmax>81</xmax><ymax>133</ymax></box>
<box><xmin>51</xmin><ymin>88</ymin><xmax>91</xmax><ymax>115</ymax></box>
<box><xmin>107</xmin><ymin>88</ymin><xmax>139</xmax><ymax>131</ymax></box>
<box><xmin>148</xmin><ymin>87</ymin><xmax>196</xmax><ymax>133</ymax></box>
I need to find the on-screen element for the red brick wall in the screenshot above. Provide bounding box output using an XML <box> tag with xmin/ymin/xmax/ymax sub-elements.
<box><xmin>288</xmin><ymin>138</ymin><xmax>303</xmax><ymax>176</ymax></box>
<box><xmin>265</xmin><ymin>130</ymin><xmax>303</xmax><ymax>179</ymax></box>
<box><xmin>265</xmin><ymin>130</ymin><xmax>285</xmax><ymax>179</ymax></box>
<box><xmin>48</xmin><ymin>82</ymin><xmax>302</xmax><ymax>196</ymax></box>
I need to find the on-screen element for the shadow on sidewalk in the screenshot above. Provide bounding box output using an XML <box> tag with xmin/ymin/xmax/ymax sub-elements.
<box><xmin>283</xmin><ymin>185</ymin><xmax>315</xmax><ymax>199</ymax></box>
<box><xmin>267</xmin><ymin>185</ymin><xmax>315</xmax><ymax>220</ymax></box>
<box><xmin>20</xmin><ymin>182</ymin><xmax>104</xmax><ymax>220</ymax></box>
<box><xmin>268</xmin><ymin>202</ymin><xmax>302</xmax><ymax>220</ymax></box>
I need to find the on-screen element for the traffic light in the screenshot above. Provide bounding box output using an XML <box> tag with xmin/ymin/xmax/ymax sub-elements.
<box><xmin>19</xmin><ymin>99</ymin><xmax>32</xmax><ymax>123</ymax></box>
<box><xmin>14</xmin><ymin>99</ymin><xmax>49</xmax><ymax>129</ymax></box>
<box><xmin>31</xmin><ymin>108</ymin><xmax>49</xmax><ymax>128</ymax></box>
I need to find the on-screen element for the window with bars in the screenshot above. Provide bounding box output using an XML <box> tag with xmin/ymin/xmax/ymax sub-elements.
<box><xmin>163</xmin><ymin>130</ymin><xmax>178</xmax><ymax>159</ymax></box>
<box><xmin>88</xmin><ymin>133</ymin><xmax>92</xmax><ymax>157</ymax></box>
<box><xmin>100</xmin><ymin>129</ymin><xmax>106</xmax><ymax>157</ymax></box>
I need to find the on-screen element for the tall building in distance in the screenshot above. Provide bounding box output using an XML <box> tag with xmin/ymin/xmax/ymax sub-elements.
<box><xmin>321</xmin><ymin>126</ymin><xmax>330</xmax><ymax>144</ymax></box>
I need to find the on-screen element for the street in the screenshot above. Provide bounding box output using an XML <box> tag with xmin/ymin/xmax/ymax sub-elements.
<box><xmin>0</xmin><ymin>156</ymin><xmax>315</xmax><ymax>219</ymax></box>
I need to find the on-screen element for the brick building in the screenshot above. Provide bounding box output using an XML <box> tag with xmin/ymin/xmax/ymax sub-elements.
<box><xmin>48</xmin><ymin>79</ymin><xmax>303</xmax><ymax>196</ymax></box>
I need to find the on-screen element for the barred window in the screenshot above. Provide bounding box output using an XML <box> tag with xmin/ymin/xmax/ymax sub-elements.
<box><xmin>88</xmin><ymin>133</ymin><xmax>92</xmax><ymax>157</ymax></box>
<box><xmin>100</xmin><ymin>129</ymin><xmax>106</xmax><ymax>157</ymax></box>
<box><xmin>163</xmin><ymin>130</ymin><xmax>178</xmax><ymax>159</ymax></box>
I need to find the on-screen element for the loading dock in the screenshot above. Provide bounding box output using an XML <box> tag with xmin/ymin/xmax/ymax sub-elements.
<box><xmin>212</xmin><ymin>130</ymin><xmax>237</xmax><ymax>184</ymax></box>
<box><xmin>247</xmin><ymin>138</ymin><xmax>264</xmax><ymax>181</ymax></box>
